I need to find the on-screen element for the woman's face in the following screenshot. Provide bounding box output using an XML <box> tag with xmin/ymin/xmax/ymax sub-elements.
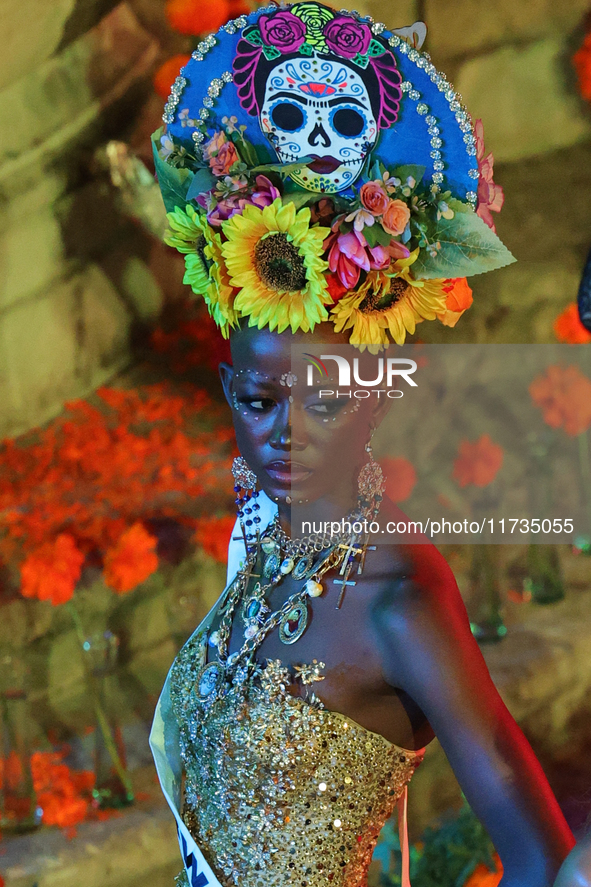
<box><xmin>219</xmin><ymin>324</ymin><xmax>387</xmax><ymax>510</ymax></box>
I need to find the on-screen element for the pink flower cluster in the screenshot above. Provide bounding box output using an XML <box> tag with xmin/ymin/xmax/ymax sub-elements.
<box><xmin>474</xmin><ymin>120</ymin><xmax>504</xmax><ymax>233</ymax></box>
<box><xmin>326</xmin><ymin>229</ymin><xmax>410</xmax><ymax>290</ymax></box>
<box><xmin>201</xmin><ymin>175</ymin><xmax>281</xmax><ymax>227</ymax></box>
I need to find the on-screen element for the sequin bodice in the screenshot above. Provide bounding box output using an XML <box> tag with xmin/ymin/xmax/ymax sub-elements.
<box><xmin>170</xmin><ymin>630</ymin><xmax>423</xmax><ymax>887</ymax></box>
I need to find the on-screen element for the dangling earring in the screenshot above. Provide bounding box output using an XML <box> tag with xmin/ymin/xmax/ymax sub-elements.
<box><xmin>357</xmin><ymin>434</ymin><xmax>386</xmax><ymax>514</ymax></box>
<box><xmin>232</xmin><ymin>456</ymin><xmax>261</xmax><ymax>551</ymax></box>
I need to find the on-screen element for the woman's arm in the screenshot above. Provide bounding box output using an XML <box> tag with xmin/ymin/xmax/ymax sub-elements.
<box><xmin>370</xmin><ymin>544</ymin><xmax>575</xmax><ymax>887</ymax></box>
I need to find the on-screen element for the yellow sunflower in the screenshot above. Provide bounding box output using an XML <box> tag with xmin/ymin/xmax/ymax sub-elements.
<box><xmin>221</xmin><ymin>199</ymin><xmax>332</xmax><ymax>334</ymax></box>
<box><xmin>165</xmin><ymin>204</ymin><xmax>212</xmax><ymax>296</ymax></box>
<box><xmin>203</xmin><ymin>231</ymin><xmax>239</xmax><ymax>338</ymax></box>
<box><xmin>331</xmin><ymin>250</ymin><xmax>448</xmax><ymax>347</ymax></box>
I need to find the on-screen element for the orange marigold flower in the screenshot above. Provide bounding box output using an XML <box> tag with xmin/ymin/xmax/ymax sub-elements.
<box><xmin>153</xmin><ymin>54</ymin><xmax>192</xmax><ymax>101</ymax></box>
<box><xmin>464</xmin><ymin>853</ymin><xmax>503</xmax><ymax>887</ymax></box>
<box><xmin>103</xmin><ymin>523</ymin><xmax>159</xmax><ymax>594</ymax></box>
<box><xmin>554</xmin><ymin>302</ymin><xmax>591</xmax><ymax>344</ymax></box>
<box><xmin>194</xmin><ymin>514</ymin><xmax>235</xmax><ymax>563</ymax></box>
<box><xmin>437</xmin><ymin>278</ymin><xmax>473</xmax><ymax>328</ymax></box>
<box><xmin>529</xmin><ymin>364</ymin><xmax>591</xmax><ymax>436</ymax></box>
<box><xmin>574</xmin><ymin>32</ymin><xmax>591</xmax><ymax>103</ymax></box>
<box><xmin>381</xmin><ymin>457</ymin><xmax>417</xmax><ymax>502</ymax></box>
<box><xmin>20</xmin><ymin>534</ymin><xmax>84</xmax><ymax>605</ymax></box>
<box><xmin>165</xmin><ymin>0</ymin><xmax>230</xmax><ymax>36</ymax></box>
<box><xmin>453</xmin><ymin>434</ymin><xmax>504</xmax><ymax>488</ymax></box>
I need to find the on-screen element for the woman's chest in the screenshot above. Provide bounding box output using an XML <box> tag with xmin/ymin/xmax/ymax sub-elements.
<box><xmin>214</xmin><ymin>568</ymin><xmax>433</xmax><ymax>750</ymax></box>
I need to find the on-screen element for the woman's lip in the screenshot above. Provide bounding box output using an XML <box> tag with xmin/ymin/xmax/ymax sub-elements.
<box><xmin>264</xmin><ymin>463</ymin><xmax>313</xmax><ymax>483</ymax></box>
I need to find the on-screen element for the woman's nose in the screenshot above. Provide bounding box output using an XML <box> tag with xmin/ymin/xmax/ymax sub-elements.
<box><xmin>269</xmin><ymin>401</ymin><xmax>291</xmax><ymax>450</ymax></box>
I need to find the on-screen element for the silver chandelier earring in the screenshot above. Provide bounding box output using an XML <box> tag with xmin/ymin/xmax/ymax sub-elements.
<box><xmin>357</xmin><ymin>434</ymin><xmax>386</xmax><ymax>508</ymax></box>
<box><xmin>232</xmin><ymin>457</ymin><xmax>261</xmax><ymax>553</ymax></box>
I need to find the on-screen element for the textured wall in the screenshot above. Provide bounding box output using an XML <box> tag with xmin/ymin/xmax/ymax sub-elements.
<box><xmin>0</xmin><ymin>1</ymin><xmax>164</xmax><ymax>439</ymax></box>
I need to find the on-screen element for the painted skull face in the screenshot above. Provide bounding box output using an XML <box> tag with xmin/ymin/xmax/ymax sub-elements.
<box><xmin>259</xmin><ymin>56</ymin><xmax>378</xmax><ymax>194</ymax></box>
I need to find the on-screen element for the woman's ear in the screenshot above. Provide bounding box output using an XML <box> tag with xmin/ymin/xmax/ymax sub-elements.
<box><xmin>219</xmin><ymin>362</ymin><xmax>235</xmax><ymax>410</ymax></box>
<box><xmin>370</xmin><ymin>389</ymin><xmax>392</xmax><ymax>432</ymax></box>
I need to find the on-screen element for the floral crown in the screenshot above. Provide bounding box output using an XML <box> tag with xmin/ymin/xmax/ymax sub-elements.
<box><xmin>155</xmin><ymin>2</ymin><xmax>514</xmax><ymax>348</ymax></box>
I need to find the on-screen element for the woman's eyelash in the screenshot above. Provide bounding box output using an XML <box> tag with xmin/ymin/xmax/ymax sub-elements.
<box><xmin>237</xmin><ymin>397</ymin><xmax>276</xmax><ymax>412</ymax></box>
<box><xmin>306</xmin><ymin>400</ymin><xmax>345</xmax><ymax>415</ymax></box>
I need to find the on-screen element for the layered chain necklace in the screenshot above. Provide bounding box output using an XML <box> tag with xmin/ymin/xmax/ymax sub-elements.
<box><xmin>193</xmin><ymin>448</ymin><xmax>385</xmax><ymax>707</ymax></box>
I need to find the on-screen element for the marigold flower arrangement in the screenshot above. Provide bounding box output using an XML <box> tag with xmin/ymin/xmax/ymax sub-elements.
<box><xmin>1</xmin><ymin>382</ymin><xmax>234</xmax><ymax>608</ymax></box>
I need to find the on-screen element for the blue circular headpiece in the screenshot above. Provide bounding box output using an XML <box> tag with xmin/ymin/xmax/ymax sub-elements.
<box><xmin>163</xmin><ymin>3</ymin><xmax>479</xmax><ymax>204</ymax></box>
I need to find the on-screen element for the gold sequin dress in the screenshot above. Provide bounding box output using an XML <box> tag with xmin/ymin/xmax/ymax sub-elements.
<box><xmin>168</xmin><ymin>626</ymin><xmax>424</xmax><ymax>887</ymax></box>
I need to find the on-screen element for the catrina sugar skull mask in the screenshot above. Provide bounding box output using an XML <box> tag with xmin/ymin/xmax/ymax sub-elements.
<box><xmin>259</xmin><ymin>55</ymin><xmax>378</xmax><ymax>193</ymax></box>
<box><xmin>233</xmin><ymin>2</ymin><xmax>403</xmax><ymax>194</ymax></box>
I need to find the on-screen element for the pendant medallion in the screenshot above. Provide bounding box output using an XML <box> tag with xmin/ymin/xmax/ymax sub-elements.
<box><xmin>194</xmin><ymin>661</ymin><xmax>225</xmax><ymax>701</ymax></box>
<box><xmin>278</xmin><ymin>601</ymin><xmax>309</xmax><ymax>645</ymax></box>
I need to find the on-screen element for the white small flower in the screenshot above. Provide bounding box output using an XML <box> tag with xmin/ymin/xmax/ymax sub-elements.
<box><xmin>280</xmin><ymin>372</ymin><xmax>298</xmax><ymax>388</ymax></box>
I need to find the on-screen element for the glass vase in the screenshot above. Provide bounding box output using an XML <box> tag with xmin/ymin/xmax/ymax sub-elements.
<box><xmin>80</xmin><ymin>630</ymin><xmax>134</xmax><ymax>809</ymax></box>
<box><xmin>524</xmin><ymin>545</ymin><xmax>565</xmax><ymax>605</ymax></box>
<box><xmin>468</xmin><ymin>545</ymin><xmax>507</xmax><ymax>643</ymax></box>
<box><xmin>0</xmin><ymin>650</ymin><xmax>41</xmax><ymax>833</ymax></box>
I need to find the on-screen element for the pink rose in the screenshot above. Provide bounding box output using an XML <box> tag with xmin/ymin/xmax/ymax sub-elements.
<box><xmin>210</xmin><ymin>141</ymin><xmax>239</xmax><ymax>177</ymax></box>
<box><xmin>324</xmin><ymin>16</ymin><xmax>372</xmax><ymax>59</ymax></box>
<box><xmin>360</xmin><ymin>181</ymin><xmax>390</xmax><ymax>216</ymax></box>
<box><xmin>382</xmin><ymin>199</ymin><xmax>411</xmax><ymax>236</ymax></box>
<box><xmin>259</xmin><ymin>10</ymin><xmax>307</xmax><ymax>53</ymax></box>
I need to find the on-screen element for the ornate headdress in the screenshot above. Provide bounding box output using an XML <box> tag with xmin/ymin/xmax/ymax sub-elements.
<box><xmin>154</xmin><ymin>2</ymin><xmax>515</xmax><ymax>347</ymax></box>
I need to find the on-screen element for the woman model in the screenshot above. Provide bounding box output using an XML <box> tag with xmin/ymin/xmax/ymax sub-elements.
<box><xmin>150</xmin><ymin>4</ymin><xmax>575</xmax><ymax>885</ymax></box>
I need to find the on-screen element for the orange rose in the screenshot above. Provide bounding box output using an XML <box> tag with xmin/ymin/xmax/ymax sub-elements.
<box><xmin>382</xmin><ymin>199</ymin><xmax>411</xmax><ymax>236</ymax></box>
<box><xmin>153</xmin><ymin>54</ymin><xmax>191</xmax><ymax>101</ymax></box>
<box><xmin>210</xmin><ymin>140</ymin><xmax>239</xmax><ymax>176</ymax></box>
<box><xmin>359</xmin><ymin>181</ymin><xmax>390</xmax><ymax>216</ymax></box>
<box><xmin>437</xmin><ymin>278</ymin><xmax>473</xmax><ymax>328</ymax></box>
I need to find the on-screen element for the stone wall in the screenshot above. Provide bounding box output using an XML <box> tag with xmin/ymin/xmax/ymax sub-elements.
<box><xmin>0</xmin><ymin>1</ymin><xmax>169</xmax><ymax>439</ymax></box>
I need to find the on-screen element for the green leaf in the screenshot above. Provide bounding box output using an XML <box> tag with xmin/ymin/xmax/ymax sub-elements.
<box><xmin>233</xmin><ymin>134</ymin><xmax>260</xmax><ymax>169</ymax></box>
<box><xmin>152</xmin><ymin>136</ymin><xmax>194</xmax><ymax>213</ymax></box>
<box><xmin>413</xmin><ymin>209</ymin><xmax>516</xmax><ymax>279</ymax></box>
<box><xmin>363</xmin><ymin>223</ymin><xmax>392</xmax><ymax>248</ymax></box>
<box><xmin>392</xmin><ymin>165</ymin><xmax>426</xmax><ymax>186</ymax></box>
<box><xmin>262</xmin><ymin>44</ymin><xmax>281</xmax><ymax>61</ymax></box>
<box><xmin>368</xmin><ymin>38</ymin><xmax>387</xmax><ymax>57</ymax></box>
<box><xmin>185</xmin><ymin>167</ymin><xmax>217</xmax><ymax>202</ymax></box>
<box><xmin>251</xmin><ymin>157</ymin><xmax>313</xmax><ymax>177</ymax></box>
<box><xmin>282</xmin><ymin>191</ymin><xmax>317</xmax><ymax>209</ymax></box>
<box><xmin>243</xmin><ymin>26</ymin><xmax>263</xmax><ymax>46</ymax></box>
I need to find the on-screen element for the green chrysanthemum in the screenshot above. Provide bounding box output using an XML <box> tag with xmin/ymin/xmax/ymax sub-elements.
<box><xmin>221</xmin><ymin>199</ymin><xmax>332</xmax><ymax>334</ymax></box>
